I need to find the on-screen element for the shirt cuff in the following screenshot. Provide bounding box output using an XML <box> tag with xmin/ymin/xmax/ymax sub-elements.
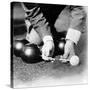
<box><xmin>43</xmin><ymin>35</ymin><xmax>53</xmax><ymax>43</ymax></box>
<box><xmin>66</xmin><ymin>28</ymin><xmax>81</xmax><ymax>44</ymax></box>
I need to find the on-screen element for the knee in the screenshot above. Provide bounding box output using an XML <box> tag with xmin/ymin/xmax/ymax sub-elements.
<box><xmin>54</xmin><ymin>19</ymin><xmax>64</xmax><ymax>32</ymax></box>
<box><xmin>54</xmin><ymin>17</ymin><xmax>70</xmax><ymax>32</ymax></box>
<box><xmin>26</xmin><ymin>29</ymin><xmax>42</xmax><ymax>45</ymax></box>
<box><xmin>54</xmin><ymin>19</ymin><xmax>59</xmax><ymax>31</ymax></box>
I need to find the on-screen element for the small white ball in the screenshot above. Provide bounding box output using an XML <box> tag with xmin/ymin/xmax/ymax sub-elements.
<box><xmin>70</xmin><ymin>55</ymin><xmax>79</xmax><ymax>66</ymax></box>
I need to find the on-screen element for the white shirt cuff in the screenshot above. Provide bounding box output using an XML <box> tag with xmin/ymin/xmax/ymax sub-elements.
<box><xmin>66</xmin><ymin>28</ymin><xmax>81</xmax><ymax>44</ymax></box>
<box><xmin>43</xmin><ymin>35</ymin><xmax>53</xmax><ymax>43</ymax></box>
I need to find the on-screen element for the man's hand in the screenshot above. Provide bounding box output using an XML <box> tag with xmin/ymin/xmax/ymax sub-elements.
<box><xmin>42</xmin><ymin>40</ymin><xmax>54</xmax><ymax>60</ymax></box>
<box><xmin>62</xmin><ymin>40</ymin><xmax>75</xmax><ymax>59</ymax></box>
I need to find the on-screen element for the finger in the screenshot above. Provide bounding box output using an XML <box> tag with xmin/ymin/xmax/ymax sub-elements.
<box><xmin>42</xmin><ymin>54</ymin><xmax>49</xmax><ymax>60</ymax></box>
<box><xmin>42</xmin><ymin>46</ymin><xmax>46</xmax><ymax>56</ymax></box>
<box><xmin>42</xmin><ymin>46</ymin><xmax>49</xmax><ymax>57</ymax></box>
<box><xmin>63</xmin><ymin>46</ymin><xmax>70</xmax><ymax>59</ymax></box>
<box><xmin>45</xmin><ymin>49</ymin><xmax>49</xmax><ymax>56</ymax></box>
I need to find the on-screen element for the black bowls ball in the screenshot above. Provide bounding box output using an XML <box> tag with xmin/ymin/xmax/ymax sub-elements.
<box><xmin>54</xmin><ymin>38</ymin><xmax>66</xmax><ymax>56</ymax></box>
<box><xmin>58</xmin><ymin>38</ymin><xmax>66</xmax><ymax>55</ymax></box>
<box><xmin>21</xmin><ymin>44</ymin><xmax>42</xmax><ymax>64</ymax></box>
<box><xmin>13</xmin><ymin>40</ymin><xmax>24</xmax><ymax>57</ymax></box>
<box><xmin>13</xmin><ymin>39</ymin><xmax>29</xmax><ymax>57</ymax></box>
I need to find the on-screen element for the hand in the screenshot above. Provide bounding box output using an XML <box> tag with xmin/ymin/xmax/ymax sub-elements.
<box><xmin>42</xmin><ymin>41</ymin><xmax>54</xmax><ymax>60</ymax></box>
<box><xmin>62</xmin><ymin>40</ymin><xmax>75</xmax><ymax>59</ymax></box>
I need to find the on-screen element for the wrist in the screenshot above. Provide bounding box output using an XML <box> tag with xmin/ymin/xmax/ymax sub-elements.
<box><xmin>43</xmin><ymin>35</ymin><xmax>53</xmax><ymax>44</ymax></box>
<box><xmin>66</xmin><ymin>28</ymin><xmax>81</xmax><ymax>45</ymax></box>
<box><xmin>66</xmin><ymin>39</ymin><xmax>74</xmax><ymax>45</ymax></box>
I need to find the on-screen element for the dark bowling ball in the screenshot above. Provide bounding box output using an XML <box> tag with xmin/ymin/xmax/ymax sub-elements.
<box><xmin>21</xmin><ymin>44</ymin><xmax>42</xmax><ymax>64</ymax></box>
<box><xmin>13</xmin><ymin>40</ymin><xmax>24</xmax><ymax>57</ymax></box>
<box><xmin>58</xmin><ymin>38</ymin><xmax>66</xmax><ymax>55</ymax></box>
<box><xmin>13</xmin><ymin>39</ymin><xmax>29</xmax><ymax>57</ymax></box>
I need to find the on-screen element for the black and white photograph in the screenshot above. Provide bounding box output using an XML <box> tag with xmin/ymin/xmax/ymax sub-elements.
<box><xmin>11</xmin><ymin>1</ymin><xmax>88</xmax><ymax>88</ymax></box>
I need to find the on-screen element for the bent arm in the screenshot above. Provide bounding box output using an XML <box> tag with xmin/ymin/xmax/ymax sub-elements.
<box><xmin>66</xmin><ymin>6</ymin><xmax>87</xmax><ymax>44</ymax></box>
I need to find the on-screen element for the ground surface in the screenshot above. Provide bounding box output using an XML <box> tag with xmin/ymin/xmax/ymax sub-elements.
<box><xmin>12</xmin><ymin>33</ymin><xmax>88</xmax><ymax>88</ymax></box>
